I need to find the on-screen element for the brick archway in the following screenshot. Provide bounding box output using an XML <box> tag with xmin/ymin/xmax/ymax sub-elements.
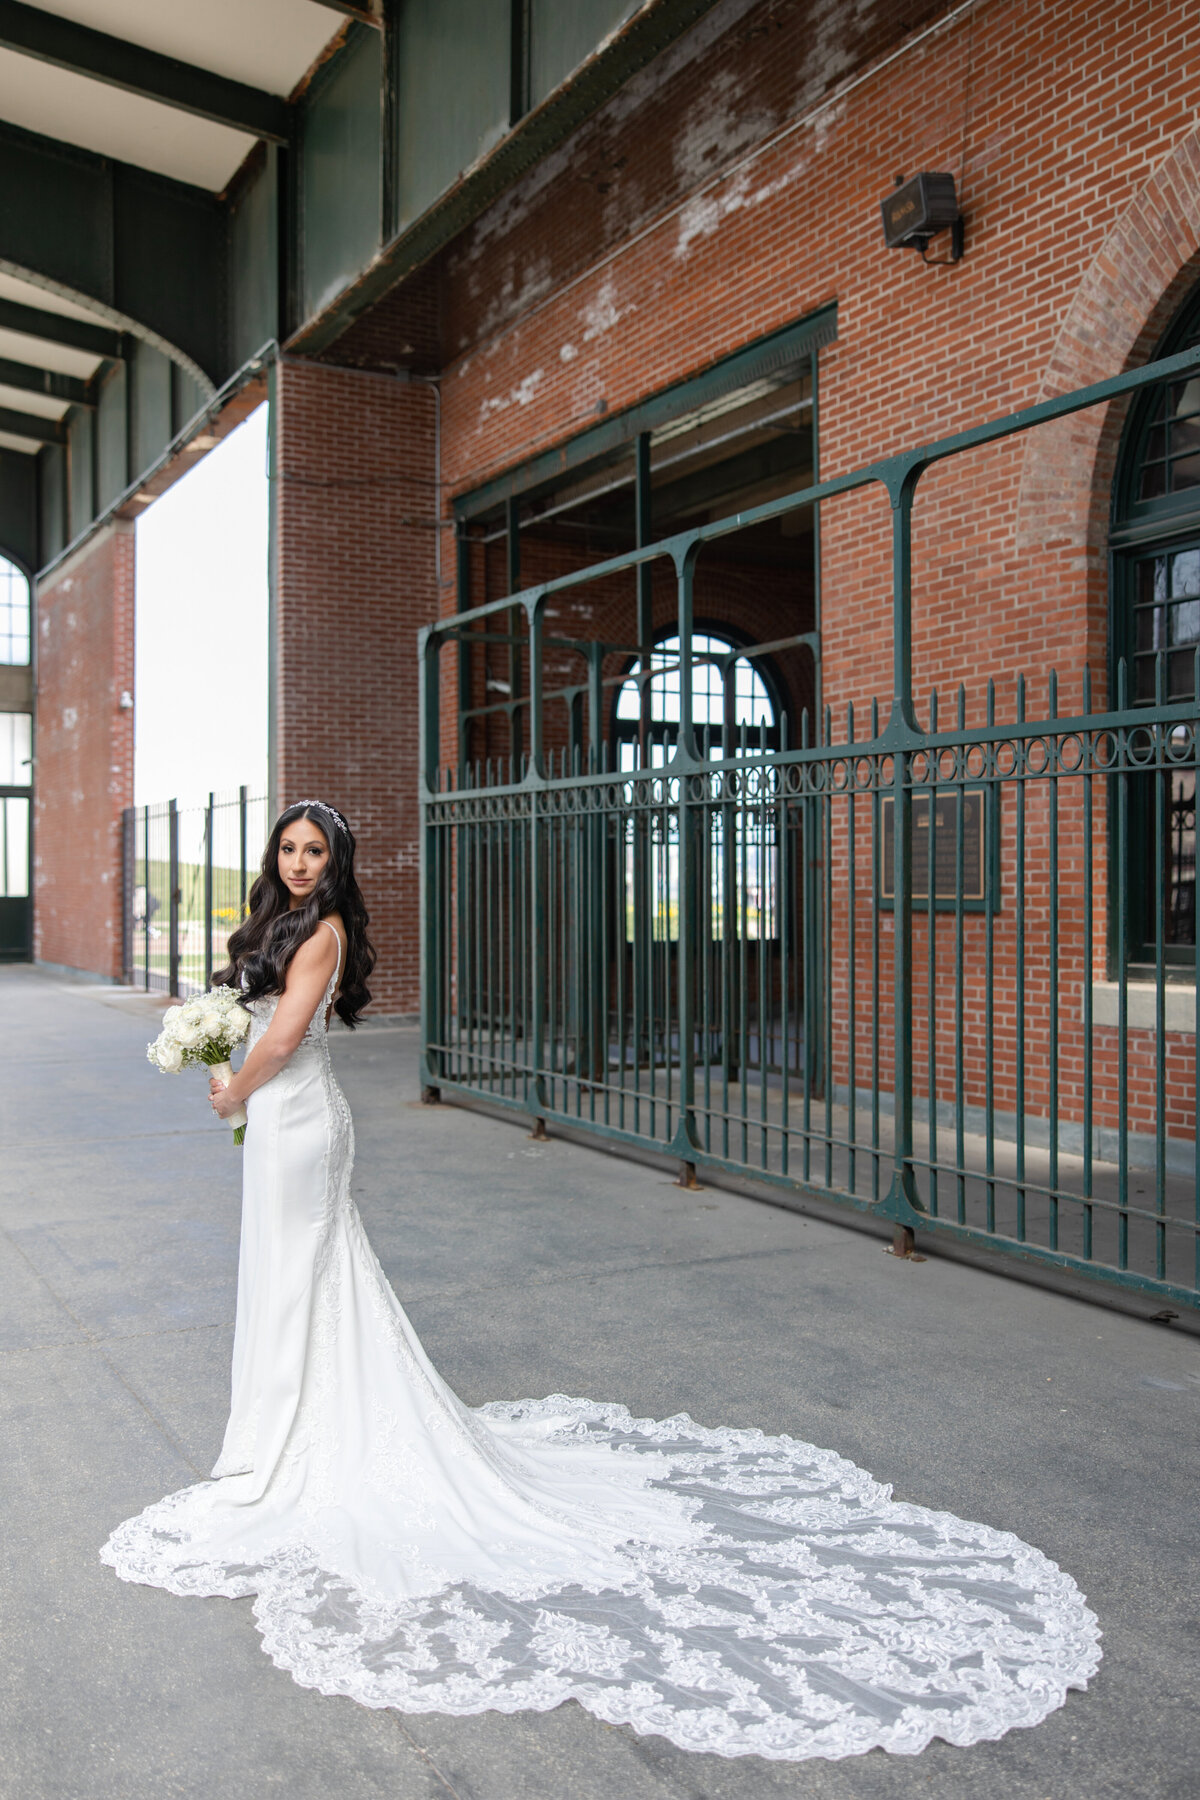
<box><xmin>1016</xmin><ymin>130</ymin><xmax>1200</xmax><ymax>556</ymax></box>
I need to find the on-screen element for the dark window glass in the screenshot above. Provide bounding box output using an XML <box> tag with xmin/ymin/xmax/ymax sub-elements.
<box><xmin>1113</xmin><ymin>286</ymin><xmax>1200</xmax><ymax>969</ymax></box>
<box><xmin>1137</xmin><ymin>354</ymin><xmax>1200</xmax><ymax>502</ymax></box>
<box><xmin>1127</xmin><ymin>544</ymin><xmax>1198</xmax><ymax>958</ymax></box>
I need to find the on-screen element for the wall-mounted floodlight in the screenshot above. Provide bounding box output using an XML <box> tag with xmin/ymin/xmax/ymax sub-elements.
<box><xmin>880</xmin><ymin>173</ymin><xmax>964</xmax><ymax>264</ymax></box>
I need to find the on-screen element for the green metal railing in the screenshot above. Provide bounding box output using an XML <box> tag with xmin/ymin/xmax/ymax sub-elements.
<box><xmin>420</xmin><ymin>344</ymin><xmax>1200</xmax><ymax>1314</ymax></box>
<box><xmin>123</xmin><ymin>788</ymin><xmax>267</xmax><ymax>995</ymax></box>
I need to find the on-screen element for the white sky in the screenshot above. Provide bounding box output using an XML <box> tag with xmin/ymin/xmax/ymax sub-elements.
<box><xmin>134</xmin><ymin>404</ymin><xmax>269</xmax><ymax>807</ymax></box>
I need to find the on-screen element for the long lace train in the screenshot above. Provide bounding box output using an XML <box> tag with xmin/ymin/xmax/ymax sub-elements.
<box><xmin>104</xmin><ymin>1394</ymin><xmax>1099</xmax><ymax>1761</ymax></box>
<box><xmin>102</xmin><ymin>939</ymin><xmax>1100</xmax><ymax>1761</ymax></box>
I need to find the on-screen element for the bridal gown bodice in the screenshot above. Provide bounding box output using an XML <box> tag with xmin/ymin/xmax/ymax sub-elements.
<box><xmin>103</xmin><ymin>927</ymin><xmax>1100</xmax><ymax>1761</ymax></box>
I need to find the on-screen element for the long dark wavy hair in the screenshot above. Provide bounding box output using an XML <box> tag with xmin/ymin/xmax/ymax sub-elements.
<box><xmin>216</xmin><ymin>802</ymin><xmax>375</xmax><ymax>1027</ymax></box>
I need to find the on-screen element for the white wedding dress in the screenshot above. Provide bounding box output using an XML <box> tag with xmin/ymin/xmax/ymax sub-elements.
<box><xmin>103</xmin><ymin>923</ymin><xmax>1101</xmax><ymax>1761</ymax></box>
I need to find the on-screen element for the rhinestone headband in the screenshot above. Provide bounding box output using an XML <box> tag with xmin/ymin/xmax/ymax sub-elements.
<box><xmin>290</xmin><ymin>799</ymin><xmax>347</xmax><ymax>834</ymax></box>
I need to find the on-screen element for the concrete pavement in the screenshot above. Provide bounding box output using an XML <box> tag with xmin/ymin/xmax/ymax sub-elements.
<box><xmin>1</xmin><ymin>963</ymin><xmax>1197</xmax><ymax>1800</ymax></box>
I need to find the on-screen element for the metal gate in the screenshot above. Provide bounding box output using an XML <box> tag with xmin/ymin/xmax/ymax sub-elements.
<box><xmin>122</xmin><ymin>788</ymin><xmax>268</xmax><ymax>995</ymax></box>
<box><xmin>420</xmin><ymin>346</ymin><xmax>1200</xmax><ymax>1315</ymax></box>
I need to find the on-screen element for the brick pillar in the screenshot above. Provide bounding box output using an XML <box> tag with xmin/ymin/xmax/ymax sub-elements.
<box><xmin>35</xmin><ymin>521</ymin><xmax>135</xmax><ymax>978</ymax></box>
<box><xmin>273</xmin><ymin>361</ymin><xmax>439</xmax><ymax>1016</ymax></box>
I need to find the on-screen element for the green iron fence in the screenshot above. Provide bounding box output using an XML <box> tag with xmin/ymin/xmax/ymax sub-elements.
<box><xmin>420</xmin><ymin>345</ymin><xmax>1200</xmax><ymax>1315</ymax></box>
<box><xmin>122</xmin><ymin>788</ymin><xmax>268</xmax><ymax>995</ymax></box>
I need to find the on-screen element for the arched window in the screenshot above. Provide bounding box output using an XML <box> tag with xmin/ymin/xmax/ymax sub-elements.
<box><xmin>614</xmin><ymin>632</ymin><xmax>780</xmax><ymax>940</ymax></box>
<box><xmin>613</xmin><ymin>631</ymin><xmax>777</xmax><ymax>771</ymax></box>
<box><xmin>0</xmin><ymin>555</ymin><xmax>30</xmax><ymax>666</ymax></box>
<box><xmin>1111</xmin><ymin>285</ymin><xmax>1200</xmax><ymax>969</ymax></box>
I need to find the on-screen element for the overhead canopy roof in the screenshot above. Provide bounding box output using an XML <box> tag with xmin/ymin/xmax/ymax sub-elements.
<box><xmin>0</xmin><ymin>271</ymin><xmax>107</xmax><ymax>452</ymax></box>
<box><xmin>0</xmin><ymin>0</ymin><xmax>353</xmax><ymax>454</ymax></box>
<box><xmin>0</xmin><ymin>0</ymin><xmax>350</xmax><ymax>187</ymax></box>
<box><xmin>0</xmin><ymin>0</ymin><xmax>731</xmax><ymax>574</ymax></box>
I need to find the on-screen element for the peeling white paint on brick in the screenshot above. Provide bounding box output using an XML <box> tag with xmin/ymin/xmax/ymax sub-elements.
<box><xmin>466</xmin><ymin>256</ymin><xmax>554</xmax><ymax>352</ymax></box>
<box><xmin>479</xmin><ymin>369</ymin><xmax>546</xmax><ymax>423</ymax></box>
<box><xmin>674</xmin><ymin>97</ymin><xmax>842</xmax><ymax>258</ymax></box>
<box><xmin>672</xmin><ymin>68</ymin><xmax>773</xmax><ymax>186</ymax></box>
<box><xmin>580</xmin><ymin>277</ymin><xmax>632</xmax><ymax>344</ymax></box>
<box><xmin>450</xmin><ymin>0</ymin><xmax>763</xmax><ymax>267</ymax></box>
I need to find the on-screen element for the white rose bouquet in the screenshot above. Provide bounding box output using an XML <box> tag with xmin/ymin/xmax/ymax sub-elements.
<box><xmin>147</xmin><ymin>986</ymin><xmax>254</xmax><ymax>1144</ymax></box>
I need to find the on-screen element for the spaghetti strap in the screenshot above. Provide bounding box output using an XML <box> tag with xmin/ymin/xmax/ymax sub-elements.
<box><xmin>320</xmin><ymin>917</ymin><xmax>343</xmax><ymax>988</ymax></box>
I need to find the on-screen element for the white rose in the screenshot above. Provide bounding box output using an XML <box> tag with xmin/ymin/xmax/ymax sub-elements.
<box><xmin>173</xmin><ymin>1019</ymin><xmax>202</xmax><ymax>1048</ymax></box>
<box><xmin>181</xmin><ymin>999</ymin><xmax>204</xmax><ymax>1023</ymax></box>
<box><xmin>228</xmin><ymin>1005</ymin><xmax>252</xmax><ymax>1040</ymax></box>
<box><xmin>162</xmin><ymin>1005</ymin><xmax>183</xmax><ymax>1031</ymax></box>
<box><xmin>199</xmin><ymin>1011</ymin><xmax>225</xmax><ymax>1040</ymax></box>
<box><xmin>157</xmin><ymin>1040</ymin><xmax>183</xmax><ymax>1073</ymax></box>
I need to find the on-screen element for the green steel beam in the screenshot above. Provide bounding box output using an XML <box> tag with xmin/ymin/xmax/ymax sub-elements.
<box><xmin>290</xmin><ymin>0</ymin><xmax>726</xmax><ymax>355</ymax></box>
<box><xmin>650</xmin><ymin>433</ymin><xmax>815</xmax><ymax>527</ymax></box>
<box><xmin>0</xmin><ymin>405</ymin><xmax>65</xmax><ymax>443</ymax></box>
<box><xmin>0</xmin><ymin>443</ymin><xmax>36</xmax><ymax>570</ymax></box>
<box><xmin>0</xmin><ymin>0</ymin><xmax>289</xmax><ymax>142</ymax></box>
<box><xmin>0</xmin><ymin>294</ymin><xmax>122</xmax><ymax>359</ymax></box>
<box><xmin>0</xmin><ymin>355</ymin><xmax>91</xmax><ymax>406</ymax></box>
<box><xmin>310</xmin><ymin>0</ymin><xmax>382</xmax><ymax>25</ymax></box>
<box><xmin>0</xmin><ymin>120</ymin><xmax>224</xmax><ymax>386</ymax></box>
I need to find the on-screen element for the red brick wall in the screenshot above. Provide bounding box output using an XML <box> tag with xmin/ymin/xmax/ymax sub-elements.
<box><xmin>30</xmin><ymin>0</ymin><xmax>1200</xmax><ymax>1094</ymax></box>
<box><xmin>34</xmin><ymin>523</ymin><xmax>135</xmax><ymax>977</ymax></box>
<box><xmin>272</xmin><ymin>360</ymin><xmax>440</xmax><ymax>1015</ymax></box>
<box><xmin>427</xmin><ymin>0</ymin><xmax>1200</xmax><ymax>696</ymax></box>
<box><xmin>399</xmin><ymin>0</ymin><xmax>1200</xmax><ymax>1142</ymax></box>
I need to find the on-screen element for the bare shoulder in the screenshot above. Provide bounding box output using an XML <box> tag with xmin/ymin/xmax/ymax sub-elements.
<box><xmin>320</xmin><ymin>912</ymin><xmax>348</xmax><ymax>972</ymax></box>
<box><xmin>320</xmin><ymin>910</ymin><xmax>347</xmax><ymax>946</ymax></box>
<box><xmin>292</xmin><ymin>918</ymin><xmax>341</xmax><ymax>969</ymax></box>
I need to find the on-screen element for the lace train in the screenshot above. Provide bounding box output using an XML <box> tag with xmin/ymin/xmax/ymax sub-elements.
<box><xmin>102</xmin><ymin>1396</ymin><xmax>1099</xmax><ymax>1761</ymax></box>
<box><xmin>102</xmin><ymin>945</ymin><xmax>1100</xmax><ymax>1761</ymax></box>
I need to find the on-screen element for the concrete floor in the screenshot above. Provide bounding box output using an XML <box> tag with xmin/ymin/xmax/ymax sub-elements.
<box><xmin>2</xmin><ymin>963</ymin><xmax>1197</xmax><ymax>1800</ymax></box>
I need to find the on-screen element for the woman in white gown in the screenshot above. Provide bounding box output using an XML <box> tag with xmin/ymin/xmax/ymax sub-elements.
<box><xmin>102</xmin><ymin>800</ymin><xmax>1100</xmax><ymax>1762</ymax></box>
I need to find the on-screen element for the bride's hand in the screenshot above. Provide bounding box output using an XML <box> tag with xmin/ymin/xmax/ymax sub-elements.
<box><xmin>210</xmin><ymin>1075</ymin><xmax>242</xmax><ymax>1119</ymax></box>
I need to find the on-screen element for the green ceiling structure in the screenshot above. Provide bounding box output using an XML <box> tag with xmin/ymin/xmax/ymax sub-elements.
<box><xmin>0</xmin><ymin>0</ymin><xmax>722</xmax><ymax>579</ymax></box>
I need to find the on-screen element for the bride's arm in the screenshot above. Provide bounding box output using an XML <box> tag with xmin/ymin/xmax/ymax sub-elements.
<box><xmin>210</xmin><ymin>929</ymin><xmax>340</xmax><ymax>1116</ymax></box>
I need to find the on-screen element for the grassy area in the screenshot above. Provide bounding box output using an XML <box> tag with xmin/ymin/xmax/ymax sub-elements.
<box><xmin>134</xmin><ymin>861</ymin><xmax>249</xmax><ymax>937</ymax></box>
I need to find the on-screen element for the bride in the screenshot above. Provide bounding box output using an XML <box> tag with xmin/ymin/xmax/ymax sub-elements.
<box><xmin>102</xmin><ymin>800</ymin><xmax>1100</xmax><ymax>1762</ymax></box>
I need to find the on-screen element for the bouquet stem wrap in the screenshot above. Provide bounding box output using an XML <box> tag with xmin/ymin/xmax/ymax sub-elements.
<box><xmin>209</xmin><ymin>1059</ymin><xmax>248</xmax><ymax>1145</ymax></box>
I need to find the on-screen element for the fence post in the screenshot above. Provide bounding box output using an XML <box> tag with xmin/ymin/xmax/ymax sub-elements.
<box><xmin>581</xmin><ymin>642</ymin><xmax>607</xmax><ymax>1082</ymax></box>
<box><xmin>238</xmin><ymin>785</ymin><xmax>248</xmax><ymax>917</ymax></box>
<box><xmin>120</xmin><ymin>807</ymin><xmax>133</xmax><ymax>983</ymax></box>
<box><xmin>505</xmin><ymin>496</ymin><xmax>524</xmax><ymax>766</ymax></box>
<box><xmin>142</xmin><ymin>804</ymin><xmax>150</xmax><ymax>990</ymax></box>
<box><xmin>882</xmin><ymin>458</ymin><xmax>925</xmax><ymax>1246</ymax></box>
<box><xmin>204</xmin><ymin>791</ymin><xmax>214</xmax><ymax>989</ymax></box>
<box><xmin>528</xmin><ymin>592</ymin><xmax>550</xmax><ymax>1125</ymax></box>
<box><xmin>168</xmin><ymin>798</ymin><xmax>180</xmax><ymax>998</ymax></box>
<box><xmin>670</xmin><ymin>541</ymin><xmax>702</xmax><ymax>1177</ymax></box>
<box><xmin>419</xmin><ymin>628</ymin><xmax>443</xmax><ymax>1100</ymax></box>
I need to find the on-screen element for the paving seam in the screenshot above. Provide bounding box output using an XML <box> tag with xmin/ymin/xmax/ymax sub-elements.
<box><xmin>1</xmin><ymin>1126</ymin><xmax>231</xmax><ymax>1152</ymax></box>
<box><xmin>389</xmin><ymin>1243</ymin><xmax>807</xmax><ymax>1310</ymax></box>
<box><xmin>390</xmin><ymin>1719</ymin><xmax>470</xmax><ymax>1799</ymax></box>
<box><xmin>1</xmin><ymin>1321</ymin><xmax>227</xmax><ymax>1358</ymax></box>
